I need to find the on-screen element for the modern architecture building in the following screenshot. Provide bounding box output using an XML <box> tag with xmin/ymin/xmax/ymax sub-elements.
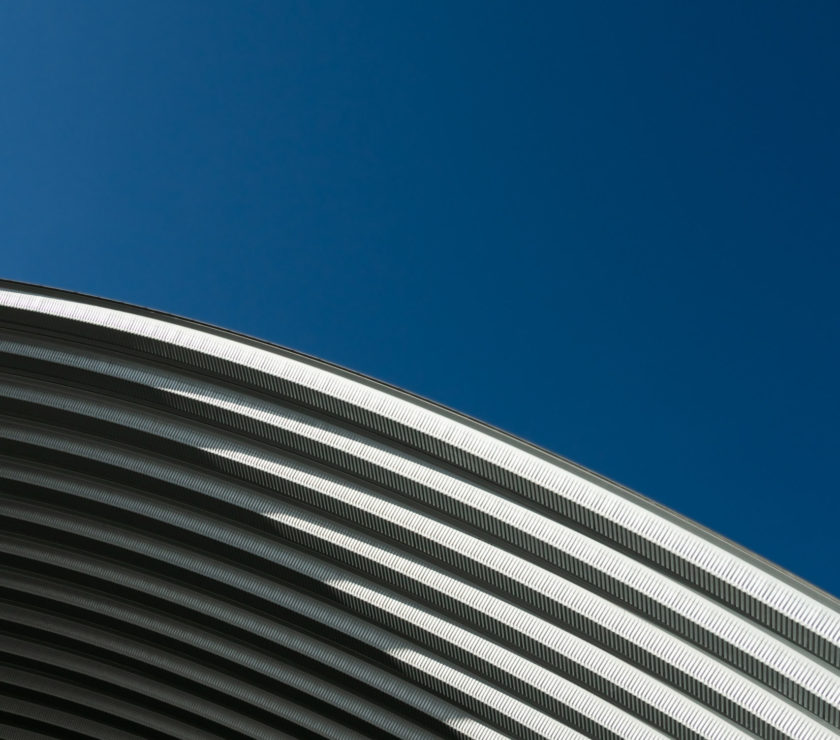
<box><xmin>0</xmin><ymin>280</ymin><xmax>838</xmax><ymax>739</ymax></box>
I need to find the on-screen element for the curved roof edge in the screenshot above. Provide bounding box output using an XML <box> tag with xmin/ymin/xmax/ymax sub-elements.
<box><xmin>1</xmin><ymin>278</ymin><xmax>839</xmax><ymax>740</ymax></box>
<box><xmin>2</xmin><ymin>277</ymin><xmax>833</xmax><ymax>609</ymax></box>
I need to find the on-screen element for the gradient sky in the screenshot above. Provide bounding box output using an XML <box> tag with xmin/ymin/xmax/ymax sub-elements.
<box><xmin>2</xmin><ymin>2</ymin><xmax>838</xmax><ymax>596</ymax></box>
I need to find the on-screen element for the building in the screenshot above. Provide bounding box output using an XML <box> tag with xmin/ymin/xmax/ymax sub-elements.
<box><xmin>0</xmin><ymin>280</ymin><xmax>838</xmax><ymax>739</ymax></box>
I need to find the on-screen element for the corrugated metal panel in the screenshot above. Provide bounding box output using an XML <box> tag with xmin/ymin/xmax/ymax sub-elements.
<box><xmin>0</xmin><ymin>280</ymin><xmax>838</xmax><ymax>740</ymax></box>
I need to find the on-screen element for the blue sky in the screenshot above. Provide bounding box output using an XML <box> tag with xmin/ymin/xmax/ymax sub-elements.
<box><xmin>2</xmin><ymin>2</ymin><xmax>838</xmax><ymax>596</ymax></box>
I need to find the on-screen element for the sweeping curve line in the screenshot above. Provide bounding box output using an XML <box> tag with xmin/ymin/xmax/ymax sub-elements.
<box><xmin>0</xmin><ymin>280</ymin><xmax>838</xmax><ymax>740</ymax></box>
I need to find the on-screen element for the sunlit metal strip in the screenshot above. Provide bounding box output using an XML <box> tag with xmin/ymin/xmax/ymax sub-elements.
<box><xmin>0</xmin><ymin>539</ymin><xmax>496</xmax><ymax>740</ymax></box>
<box><xmin>0</xmin><ymin>494</ymin><xmax>638</xmax><ymax>740</ymax></box>
<box><xmin>0</xmin><ymin>281</ymin><xmax>838</xmax><ymax>740</ymax></box>
<box><xmin>0</xmin><ymin>381</ymin><xmax>834</xmax><ymax>739</ymax></box>
<box><xmin>0</xmin><ymin>335</ymin><xmax>837</xmax><ymax>727</ymax></box>
<box><xmin>0</xmin><ymin>595</ymin><xmax>448</xmax><ymax>740</ymax></box>
<box><xmin>0</xmin><ymin>485</ymin><xmax>719</xmax><ymax>740</ymax></box>
<box><xmin>0</xmin><ymin>284</ymin><xmax>836</xmax><ymax>669</ymax></box>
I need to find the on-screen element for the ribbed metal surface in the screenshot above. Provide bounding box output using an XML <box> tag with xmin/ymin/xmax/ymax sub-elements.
<box><xmin>0</xmin><ymin>281</ymin><xmax>837</xmax><ymax>740</ymax></box>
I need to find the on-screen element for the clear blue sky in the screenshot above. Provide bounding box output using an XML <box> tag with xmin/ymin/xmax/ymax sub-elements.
<box><xmin>2</xmin><ymin>2</ymin><xmax>838</xmax><ymax>596</ymax></box>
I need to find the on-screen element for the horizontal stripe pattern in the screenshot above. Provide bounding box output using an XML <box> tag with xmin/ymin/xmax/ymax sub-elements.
<box><xmin>0</xmin><ymin>281</ymin><xmax>838</xmax><ymax>740</ymax></box>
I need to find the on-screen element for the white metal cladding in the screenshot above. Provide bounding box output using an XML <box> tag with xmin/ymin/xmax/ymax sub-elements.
<box><xmin>0</xmin><ymin>282</ymin><xmax>838</xmax><ymax>740</ymax></box>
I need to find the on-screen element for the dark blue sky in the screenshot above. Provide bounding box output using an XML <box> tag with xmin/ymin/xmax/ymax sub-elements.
<box><xmin>2</xmin><ymin>2</ymin><xmax>838</xmax><ymax>596</ymax></box>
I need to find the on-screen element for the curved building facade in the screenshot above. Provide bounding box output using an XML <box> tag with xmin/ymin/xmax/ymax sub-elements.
<box><xmin>0</xmin><ymin>280</ymin><xmax>838</xmax><ymax>740</ymax></box>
